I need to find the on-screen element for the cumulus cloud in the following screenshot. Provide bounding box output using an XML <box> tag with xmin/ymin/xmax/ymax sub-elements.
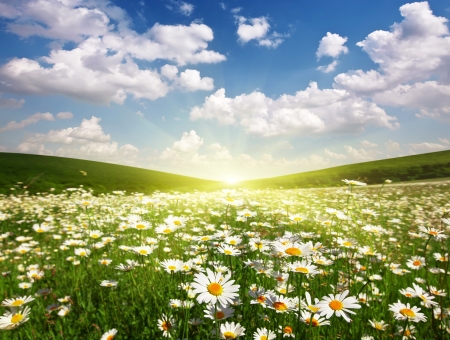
<box><xmin>324</xmin><ymin>148</ymin><xmax>346</xmax><ymax>159</ymax></box>
<box><xmin>235</xmin><ymin>15</ymin><xmax>286</xmax><ymax>48</ymax></box>
<box><xmin>333</xmin><ymin>2</ymin><xmax>450</xmax><ymax>119</ymax></box>
<box><xmin>316</xmin><ymin>32</ymin><xmax>348</xmax><ymax>73</ymax></box>
<box><xmin>385</xmin><ymin>140</ymin><xmax>400</xmax><ymax>152</ymax></box>
<box><xmin>0</xmin><ymin>1</ymin><xmax>224</xmax><ymax>105</ymax></box>
<box><xmin>0</xmin><ymin>95</ymin><xmax>25</xmax><ymax>109</ymax></box>
<box><xmin>344</xmin><ymin>145</ymin><xmax>378</xmax><ymax>161</ymax></box>
<box><xmin>136</xmin><ymin>110</ymin><xmax>144</xmax><ymax>117</ymax></box>
<box><xmin>176</xmin><ymin>69</ymin><xmax>214</xmax><ymax>91</ymax></box>
<box><xmin>316</xmin><ymin>32</ymin><xmax>349</xmax><ymax>59</ymax></box>
<box><xmin>316</xmin><ymin>60</ymin><xmax>339</xmax><ymax>74</ymax></box>
<box><xmin>361</xmin><ymin>140</ymin><xmax>378</xmax><ymax>147</ymax></box>
<box><xmin>56</xmin><ymin>111</ymin><xmax>73</xmax><ymax>119</ymax></box>
<box><xmin>190</xmin><ymin>82</ymin><xmax>398</xmax><ymax>137</ymax></box>
<box><xmin>16</xmin><ymin>115</ymin><xmax>140</xmax><ymax>165</ymax></box>
<box><xmin>406</xmin><ymin>142</ymin><xmax>447</xmax><ymax>152</ymax></box>
<box><xmin>0</xmin><ymin>112</ymin><xmax>54</xmax><ymax>132</ymax></box>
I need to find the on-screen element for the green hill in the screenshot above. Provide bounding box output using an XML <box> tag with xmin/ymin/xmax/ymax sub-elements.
<box><xmin>0</xmin><ymin>153</ymin><xmax>222</xmax><ymax>195</ymax></box>
<box><xmin>239</xmin><ymin>150</ymin><xmax>450</xmax><ymax>189</ymax></box>
<box><xmin>0</xmin><ymin>150</ymin><xmax>449</xmax><ymax>195</ymax></box>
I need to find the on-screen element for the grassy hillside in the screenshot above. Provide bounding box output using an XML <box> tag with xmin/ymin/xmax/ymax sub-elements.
<box><xmin>0</xmin><ymin>153</ymin><xmax>223</xmax><ymax>195</ymax></box>
<box><xmin>1</xmin><ymin>150</ymin><xmax>449</xmax><ymax>195</ymax></box>
<box><xmin>239</xmin><ymin>150</ymin><xmax>450</xmax><ymax>189</ymax></box>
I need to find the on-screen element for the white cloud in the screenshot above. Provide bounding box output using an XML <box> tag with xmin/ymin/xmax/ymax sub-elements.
<box><xmin>0</xmin><ymin>112</ymin><xmax>54</xmax><ymax>132</ymax></box>
<box><xmin>136</xmin><ymin>110</ymin><xmax>144</xmax><ymax>117</ymax></box>
<box><xmin>207</xmin><ymin>143</ymin><xmax>232</xmax><ymax>160</ymax></box>
<box><xmin>235</xmin><ymin>16</ymin><xmax>286</xmax><ymax>48</ymax></box>
<box><xmin>385</xmin><ymin>140</ymin><xmax>400</xmax><ymax>151</ymax></box>
<box><xmin>316</xmin><ymin>32</ymin><xmax>349</xmax><ymax>59</ymax></box>
<box><xmin>171</xmin><ymin>130</ymin><xmax>203</xmax><ymax>153</ymax></box>
<box><xmin>344</xmin><ymin>145</ymin><xmax>377</xmax><ymax>161</ymax></box>
<box><xmin>406</xmin><ymin>142</ymin><xmax>447</xmax><ymax>152</ymax></box>
<box><xmin>190</xmin><ymin>82</ymin><xmax>398</xmax><ymax>137</ymax></box>
<box><xmin>361</xmin><ymin>140</ymin><xmax>378</xmax><ymax>147</ymax></box>
<box><xmin>0</xmin><ymin>95</ymin><xmax>25</xmax><ymax>109</ymax></box>
<box><xmin>0</xmin><ymin>2</ymin><xmax>225</xmax><ymax>104</ymax></box>
<box><xmin>231</xmin><ymin>7</ymin><xmax>242</xmax><ymax>14</ymax></box>
<box><xmin>276</xmin><ymin>140</ymin><xmax>293</xmax><ymax>150</ymax></box>
<box><xmin>161</xmin><ymin>64</ymin><xmax>179</xmax><ymax>80</ymax></box>
<box><xmin>439</xmin><ymin>138</ymin><xmax>450</xmax><ymax>145</ymax></box>
<box><xmin>0</xmin><ymin>146</ymin><xmax>7</xmax><ymax>152</ymax></box>
<box><xmin>17</xmin><ymin>142</ymin><xmax>53</xmax><ymax>155</ymax></box>
<box><xmin>56</xmin><ymin>111</ymin><xmax>73</xmax><ymax>119</ymax></box>
<box><xmin>219</xmin><ymin>3</ymin><xmax>226</xmax><ymax>10</ymax></box>
<box><xmin>317</xmin><ymin>60</ymin><xmax>338</xmax><ymax>74</ymax></box>
<box><xmin>333</xmin><ymin>2</ymin><xmax>450</xmax><ymax>119</ymax></box>
<box><xmin>176</xmin><ymin>69</ymin><xmax>214</xmax><ymax>92</ymax></box>
<box><xmin>324</xmin><ymin>148</ymin><xmax>346</xmax><ymax>159</ymax></box>
<box><xmin>178</xmin><ymin>2</ymin><xmax>194</xmax><ymax>16</ymax></box>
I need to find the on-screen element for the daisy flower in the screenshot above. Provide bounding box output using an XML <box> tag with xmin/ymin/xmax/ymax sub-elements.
<box><xmin>191</xmin><ymin>268</ymin><xmax>239</xmax><ymax>307</ymax></box>
<box><xmin>278</xmin><ymin>325</ymin><xmax>295</xmax><ymax>338</ymax></box>
<box><xmin>74</xmin><ymin>248</ymin><xmax>91</xmax><ymax>257</ymax></box>
<box><xmin>2</xmin><ymin>296</ymin><xmax>35</xmax><ymax>309</ymax></box>
<box><xmin>253</xmin><ymin>327</ymin><xmax>276</xmax><ymax>340</ymax></box>
<box><xmin>100</xmin><ymin>280</ymin><xmax>118</xmax><ymax>287</ymax></box>
<box><xmin>219</xmin><ymin>321</ymin><xmax>245</xmax><ymax>339</ymax></box>
<box><xmin>158</xmin><ymin>314</ymin><xmax>176</xmax><ymax>337</ymax></box>
<box><xmin>204</xmin><ymin>303</ymin><xmax>234</xmax><ymax>322</ymax></box>
<box><xmin>132</xmin><ymin>220</ymin><xmax>151</xmax><ymax>230</ymax></box>
<box><xmin>0</xmin><ymin>306</ymin><xmax>31</xmax><ymax>330</ymax></box>
<box><xmin>406</xmin><ymin>256</ymin><xmax>426</xmax><ymax>270</ymax></box>
<box><xmin>388</xmin><ymin>301</ymin><xmax>427</xmax><ymax>322</ymax></box>
<box><xmin>299</xmin><ymin>311</ymin><xmax>331</xmax><ymax>327</ymax></box>
<box><xmin>316</xmin><ymin>290</ymin><xmax>361</xmax><ymax>322</ymax></box>
<box><xmin>160</xmin><ymin>259</ymin><xmax>184</xmax><ymax>273</ymax></box>
<box><xmin>132</xmin><ymin>245</ymin><xmax>154</xmax><ymax>256</ymax></box>
<box><xmin>289</xmin><ymin>260</ymin><xmax>319</xmax><ymax>276</ymax></box>
<box><xmin>101</xmin><ymin>328</ymin><xmax>118</xmax><ymax>340</ymax></box>
<box><xmin>266</xmin><ymin>295</ymin><xmax>296</xmax><ymax>314</ymax></box>
<box><xmin>369</xmin><ymin>319</ymin><xmax>389</xmax><ymax>331</ymax></box>
<box><xmin>418</xmin><ymin>226</ymin><xmax>448</xmax><ymax>240</ymax></box>
<box><xmin>58</xmin><ymin>305</ymin><xmax>71</xmax><ymax>317</ymax></box>
<box><xmin>273</xmin><ymin>241</ymin><xmax>312</xmax><ymax>257</ymax></box>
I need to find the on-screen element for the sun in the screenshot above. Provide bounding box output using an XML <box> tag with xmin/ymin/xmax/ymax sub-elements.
<box><xmin>225</xmin><ymin>178</ymin><xmax>239</xmax><ymax>184</ymax></box>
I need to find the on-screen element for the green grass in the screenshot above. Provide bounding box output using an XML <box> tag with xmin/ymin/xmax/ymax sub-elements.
<box><xmin>0</xmin><ymin>150</ymin><xmax>449</xmax><ymax>195</ymax></box>
<box><xmin>0</xmin><ymin>153</ymin><xmax>223</xmax><ymax>195</ymax></box>
<box><xmin>239</xmin><ymin>150</ymin><xmax>450</xmax><ymax>189</ymax></box>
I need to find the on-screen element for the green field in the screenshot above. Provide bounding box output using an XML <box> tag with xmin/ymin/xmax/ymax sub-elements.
<box><xmin>0</xmin><ymin>150</ymin><xmax>449</xmax><ymax>195</ymax></box>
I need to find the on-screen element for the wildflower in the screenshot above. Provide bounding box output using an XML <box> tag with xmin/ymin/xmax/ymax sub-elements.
<box><xmin>219</xmin><ymin>321</ymin><xmax>245</xmax><ymax>339</ymax></box>
<box><xmin>2</xmin><ymin>296</ymin><xmax>35</xmax><ymax>309</ymax></box>
<box><xmin>395</xmin><ymin>324</ymin><xmax>416</xmax><ymax>339</ymax></box>
<box><xmin>32</xmin><ymin>224</ymin><xmax>53</xmax><ymax>233</ymax></box>
<box><xmin>18</xmin><ymin>282</ymin><xmax>33</xmax><ymax>289</ymax></box>
<box><xmin>316</xmin><ymin>290</ymin><xmax>361</xmax><ymax>322</ymax></box>
<box><xmin>418</xmin><ymin>226</ymin><xmax>448</xmax><ymax>240</ymax></box>
<box><xmin>273</xmin><ymin>241</ymin><xmax>312</xmax><ymax>257</ymax></box>
<box><xmin>204</xmin><ymin>303</ymin><xmax>234</xmax><ymax>322</ymax></box>
<box><xmin>342</xmin><ymin>179</ymin><xmax>366</xmax><ymax>186</ymax></box>
<box><xmin>74</xmin><ymin>248</ymin><xmax>91</xmax><ymax>257</ymax></box>
<box><xmin>0</xmin><ymin>306</ymin><xmax>31</xmax><ymax>330</ymax></box>
<box><xmin>369</xmin><ymin>319</ymin><xmax>389</xmax><ymax>331</ymax></box>
<box><xmin>301</xmin><ymin>292</ymin><xmax>320</xmax><ymax>313</ymax></box>
<box><xmin>253</xmin><ymin>327</ymin><xmax>276</xmax><ymax>340</ymax></box>
<box><xmin>132</xmin><ymin>220</ymin><xmax>151</xmax><ymax>230</ymax></box>
<box><xmin>406</xmin><ymin>256</ymin><xmax>426</xmax><ymax>270</ymax></box>
<box><xmin>289</xmin><ymin>260</ymin><xmax>319</xmax><ymax>276</ymax></box>
<box><xmin>299</xmin><ymin>311</ymin><xmax>331</xmax><ymax>327</ymax></box>
<box><xmin>100</xmin><ymin>280</ymin><xmax>118</xmax><ymax>287</ymax></box>
<box><xmin>160</xmin><ymin>259</ymin><xmax>184</xmax><ymax>273</ymax></box>
<box><xmin>266</xmin><ymin>295</ymin><xmax>296</xmax><ymax>313</ymax></box>
<box><xmin>98</xmin><ymin>259</ymin><xmax>112</xmax><ymax>266</ymax></box>
<box><xmin>191</xmin><ymin>268</ymin><xmax>239</xmax><ymax>307</ymax></box>
<box><xmin>101</xmin><ymin>328</ymin><xmax>118</xmax><ymax>340</ymax></box>
<box><xmin>58</xmin><ymin>305</ymin><xmax>70</xmax><ymax>317</ymax></box>
<box><xmin>410</xmin><ymin>283</ymin><xmax>438</xmax><ymax>308</ymax></box>
<box><xmin>388</xmin><ymin>301</ymin><xmax>427</xmax><ymax>322</ymax></box>
<box><xmin>278</xmin><ymin>325</ymin><xmax>295</xmax><ymax>338</ymax></box>
<box><xmin>158</xmin><ymin>314</ymin><xmax>176</xmax><ymax>337</ymax></box>
<box><xmin>132</xmin><ymin>245</ymin><xmax>154</xmax><ymax>256</ymax></box>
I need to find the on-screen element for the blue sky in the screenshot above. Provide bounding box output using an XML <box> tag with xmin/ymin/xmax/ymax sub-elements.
<box><xmin>0</xmin><ymin>0</ymin><xmax>449</xmax><ymax>181</ymax></box>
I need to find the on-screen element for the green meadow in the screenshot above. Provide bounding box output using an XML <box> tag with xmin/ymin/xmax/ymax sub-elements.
<box><xmin>0</xmin><ymin>152</ymin><xmax>449</xmax><ymax>339</ymax></box>
<box><xmin>0</xmin><ymin>150</ymin><xmax>450</xmax><ymax>194</ymax></box>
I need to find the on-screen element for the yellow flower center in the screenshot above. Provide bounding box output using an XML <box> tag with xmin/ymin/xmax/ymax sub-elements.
<box><xmin>412</xmin><ymin>260</ymin><xmax>421</xmax><ymax>266</ymax></box>
<box><xmin>11</xmin><ymin>314</ymin><xmax>24</xmax><ymax>324</ymax></box>
<box><xmin>285</xmin><ymin>247</ymin><xmax>302</xmax><ymax>256</ymax></box>
<box><xmin>400</xmin><ymin>308</ymin><xmax>416</xmax><ymax>318</ymax></box>
<box><xmin>215</xmin><ymin>311</ymin><xmax>225</xmax><ymax>319</ymax></box>
<box><xmin>224</xmin><ymin>250</ymin><xmax>232</xmax><ymax>255</ymax></box>
<box><xmin>273</xmin><ymin>301</ymin><xmax>288</xmax><ymax>311</ymax></box>
<box><xmin>429</xmin><ymin>231</ymin><xmax>438</xmax><ymax>236</ymax></box>
<box><xmin>139</xmin><ymin>250</ymin><xmax>148</xmax><ymax>255</ymax></box>
<box><xmin>342</xmin><ymin>241</ymin><xmax>352</xmax><ymax>247</ymax></box>
<box><xmin>294</xmin><ymin>217</ymin><xmax>302</xmax><ymax>221</ymax></box>
<box><xmin>305</xmin><ymin>318</ymin><xmax>319</xmax><ymax>327</ymax></box>
<box><xmin>11</xmin><ymin>300</ymin><xmax>24</xmax><ymax>306</ymax></box>
<box><xmin>163</xmin><ymin>229</ymin><xmax>172</xmax><ymax>234</ymax></box>
<box><xmin>173</xmin><ymin>221</ymin><xmax>181</xmax><ymax>226</ymax></box>
<box><xmin>162</xmin><ymin>321</ymin><xmax>171</xmax><ymax>331</ymax></box>
<box><xmin>329</xmin><ymin>300</ymin><xmax>343</xmax><ymax>311</ymax></box>
<box><xmin>260</xmin><ymin>336</ymin><xmax>267</xmax><ymax>340</ymax></box>
<box><xmin>223</xmin><ymin>331</ymin><xmax>236</xmax><ymax>339</ymax></box>
<box><xmin>201</xmin><ymin>237</ymin><xmax>209</xmax><ymax>241</ymax></box>
<box><xmin>375</xmin><ymin>324</ymin><xmax>384</xmax><ymax>330</ymax></box>
<box><xmin>168</xmin><ymin>265</ymin><xmax>177</xmax><ymax>271</ymax></box>
<box><xmin>283</xmin><ymin>326</ymin><xmax>293</xmax><ymax>334</ymax></box>
<box><xmin>91</xmin><ymin>234</ymin><xmax>99</xmax><ymax>238</ymax></box>
<box><xmin>295</xmin><ymin>267</ymin><xmax>309</xmax><ymax>273</ymax></box>
<box><xmin>37</xmin><ymin>229</ymin><xmax>44</xmax><ymax>233</ymax></box>
<box><xmin>207</xmin><ymin>282</ymin><xmax>223</xmax><ymax>296</ymax></box>
<box><xmin>229</xmin><ymin>240</ymin><xmax>236</xmax><ymax>245</ymax></box>
<box><xmin>106</xmin><ymin>335</ymin><xmax>114</xmax><ymax>340</ymax></box>
<box><xmin>136</xmin><ymin>224</ymin><xmax>146</xmax><ymax>229</ymax></box>
<box><xmin>226</xmin><ymin>198</ymin><xmax>234</xmax><ymax>202</ymax></box>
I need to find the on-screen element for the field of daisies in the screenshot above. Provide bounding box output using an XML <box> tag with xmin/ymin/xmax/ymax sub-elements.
<box><xmin>0</xmin><ymin>179</ymin><xmax>449</xmax><ymax>339</ymax></box>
